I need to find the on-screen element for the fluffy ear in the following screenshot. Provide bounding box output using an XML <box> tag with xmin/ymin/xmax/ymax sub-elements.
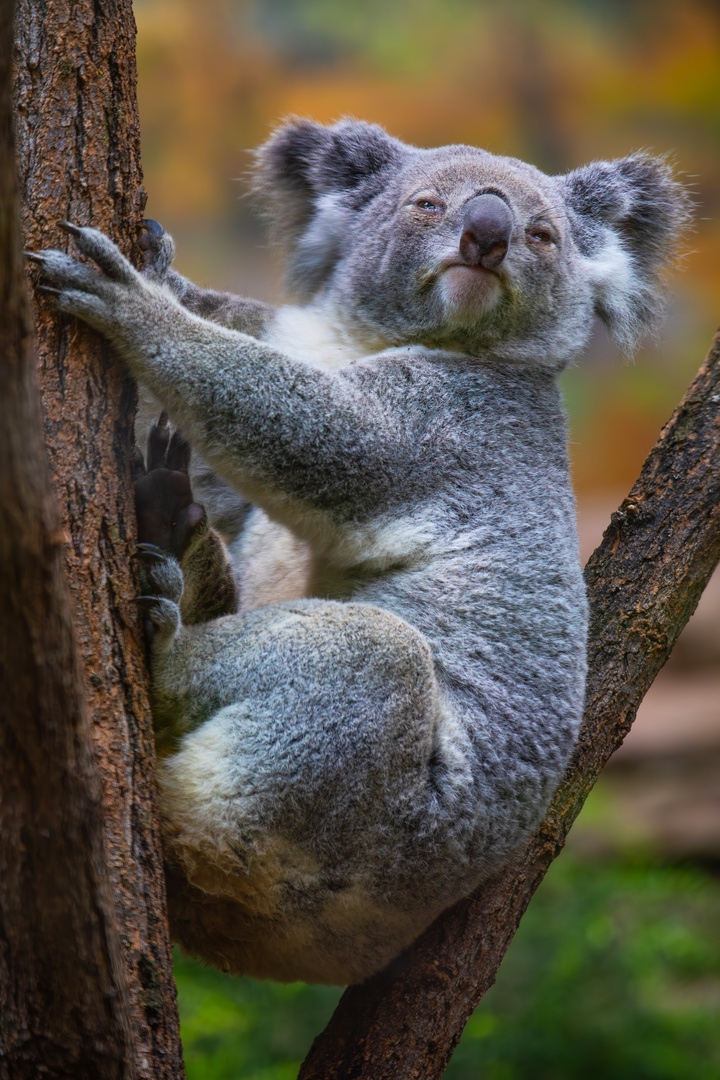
<box><xmin>253</xmin><ymin>118</ymin><xmax>406</xmax><ymax>297</ymax></box>
<box><xmin>559</xmin><ymin>154</ymin><xmax>692</xmax><ymax>353</ymax></box>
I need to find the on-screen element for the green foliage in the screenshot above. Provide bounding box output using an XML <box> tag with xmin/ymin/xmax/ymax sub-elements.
<box><xmin>174</xmin><ymin>958</ymin><xmax>340</xmax><ymax>1079</ymax></box>
<box><xmin>449</xmin><ymin>859</ymin><xmax>720</xmax><ymax>1079</ymax></box>
<box><xmin>174</xmin><ymin>857</ymin><xmax>720</xmax><ymax>1079</ymax></box>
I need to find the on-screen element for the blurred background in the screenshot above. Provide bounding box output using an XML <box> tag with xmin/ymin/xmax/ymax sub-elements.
<box><xmin>133</xmin><ymin>0</ymin><xmax>720</xmax><ymax>1075</ymax></box>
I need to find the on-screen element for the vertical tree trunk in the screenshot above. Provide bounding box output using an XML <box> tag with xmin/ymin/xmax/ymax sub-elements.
<box><xmin>11</xmin><ymin>2</ymin><xmax>184</xmax><ymax>1075</ymax></box>
<box><xmin>0</xmin><ymin>0</ymin><xmax>134</xmax><ymax>1075</ymax></box>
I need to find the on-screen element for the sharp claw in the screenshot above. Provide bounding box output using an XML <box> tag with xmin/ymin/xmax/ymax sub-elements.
<box><xmin>57</xmin><ymin>220</ymin><xmax>83</xmax><ymax>236</ymax></box>
<box><xmin>24</xmin><ymin>251</ymin><xmax>45</xmax><ymax>263</ymax></box>
<box><xmin>135</xmin><ymin>543</ymin><xmax>166</xmax><ymax>561</ymax></box>
<box><xmin>37</xmin><ymin>285</ymin><xmax>61</xmax><ymax>295</ymax></box>
<box><xmin>132</xmin><ymin>595</ymin><xmax>160</xmax><ymax>607</ymax></box>
<box><xmin>141</xmin><ymin>218</ymin><xmax>164</xmax><ymax>237</ymax></box>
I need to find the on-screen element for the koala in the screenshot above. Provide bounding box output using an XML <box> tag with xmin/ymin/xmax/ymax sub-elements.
<box><xmin>29</xmin><ymin>119</ymin><xmax>689</xmax><ymax>985</ymax></box>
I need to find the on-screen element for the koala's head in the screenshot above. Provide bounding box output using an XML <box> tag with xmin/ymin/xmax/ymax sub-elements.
<box><xmin>254</xmin><ymin>118</ymin><xmax>691</xmax><ymax>368</ymax></box>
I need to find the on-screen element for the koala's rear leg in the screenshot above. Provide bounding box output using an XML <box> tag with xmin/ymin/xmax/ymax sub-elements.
<box><xmin>154</xmin><ymin>599</ymin><xmax>473</xmax><ymax>963</ymax></box>
<box><xmin>134</xmin><ymin>418</ymin><xmax>238</xmax><ymax>627</ymax></box>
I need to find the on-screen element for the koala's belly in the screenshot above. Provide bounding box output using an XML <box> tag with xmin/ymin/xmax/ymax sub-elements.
<box><xmin>230</xmin><ymin>510</ymin><xmax>313</xmax><ymax>611</ymax></box>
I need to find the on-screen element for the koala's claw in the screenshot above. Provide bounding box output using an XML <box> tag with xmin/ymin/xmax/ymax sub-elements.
<box><xmin>57</xmin><ymin>220</ymin><xmax>84</xmax><ymax>238</ymax></box>
<box><xmin>147</xmin><ymin>413</ymin><xmax>171</xmax><ymax>471</ymax></box>
<box><xmin>132</xmin><ymin>593</ymin><xmax>182</xmax><ymax>648</ymax></box>
<box><xmin>135</xmin><ymin>543</ymin><xmax>166</xmax><ymax>562</ymax></box>
<box><xmin>165</xmin><ymin>429</ymin><xmax>192</xmax><ymax>473</ymax></box>
<box><xmin>140</xmin><ymin>218</ymin><xmax>175</xmax><ymax>278</ymax></box>
<box><xmin>140</xmin><ymin>218</ymin><xmax>165</xmax><ymax>241</ymax></box>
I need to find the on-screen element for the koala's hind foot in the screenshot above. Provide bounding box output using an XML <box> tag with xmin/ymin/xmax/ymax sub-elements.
<box><xmin>134</xmin><ymin>416</ymin><xmax>207</xmax><ymax>558</ymax></box>
<box><xmin>134</xmin><ymin>418</ymin><xmax>239</xmax><ymax>626</ymax></box>
<box><xmin>135</xmin><ymin>544</ymin><xmax>184</xmax><ymax>650</ymax></box>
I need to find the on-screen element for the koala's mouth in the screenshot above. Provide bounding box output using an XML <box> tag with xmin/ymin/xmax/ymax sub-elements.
<box><xmin>445</xmin><ymin>262</ymin><xmax>499</xmax><ymax>281</ymax></box>
<box><xmin>433</xmin><ymin>256</ymin><xmax>504</xmax><ymax>279</ymax></box>
<box><xmin>436</xmin><ymin>262</ymin><xmax>503</xmax><ymax>321</ymax></box>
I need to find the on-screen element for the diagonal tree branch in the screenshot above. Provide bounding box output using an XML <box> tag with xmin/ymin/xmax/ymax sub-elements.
<box><xmin>299</xmin><ymin>329</ymin><xmax>720</xmax><ymax>1080</ymax></box>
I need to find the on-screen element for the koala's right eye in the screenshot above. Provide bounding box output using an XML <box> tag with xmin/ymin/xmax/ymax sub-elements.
<box><xmin>412</xmin><ymin>197</ymin><xmax>443</xmax><ymax>215</ymax></box>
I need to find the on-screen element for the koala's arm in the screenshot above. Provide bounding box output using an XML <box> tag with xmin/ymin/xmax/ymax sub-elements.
<box><xmin>36</xmin><ymin>227</ymin><xmax>406</xmax><ymax>528</ymax></box>
<box><xmin>140</xmin><ymin>219</ymin><xmax>273</xmax><ymax>337</ymax></box>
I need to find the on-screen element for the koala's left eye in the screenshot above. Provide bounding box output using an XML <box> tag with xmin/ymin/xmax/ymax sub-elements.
<box><xmin>526</xmin><ymin>227</ymin><xmax>555</xmax><ymax>245</ymax></box>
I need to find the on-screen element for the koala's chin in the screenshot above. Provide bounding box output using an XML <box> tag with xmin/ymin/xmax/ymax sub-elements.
<box><xmin>437</xmin><ymin>264</ymin><xmax>502</xmax><ymax>327</ymax></box>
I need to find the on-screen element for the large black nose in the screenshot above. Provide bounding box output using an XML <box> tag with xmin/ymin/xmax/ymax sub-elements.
<box><xmin>459</xmin><ymin>193</ymin><xmax>513</xmax><ymax>271</ymax></box>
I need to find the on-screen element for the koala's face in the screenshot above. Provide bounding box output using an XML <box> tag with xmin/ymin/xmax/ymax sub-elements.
<box><xmin>255</xmin><ymin>121</ymin><xmax>690</xmax><ymax>368</ymax></box>
<box><xmin>321</xmin><ymin>148</ymin><xmax>586</xmax><ymax>365</ymax></box>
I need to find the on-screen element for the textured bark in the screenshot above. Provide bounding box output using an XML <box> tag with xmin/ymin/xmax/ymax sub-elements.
<box><xmin>12</xmin><ymin>1</ymin><xmax>184</xmax><ymax>1076</ymax></box>
<box><xmin>299</xmin><ymin>329</ymin><xmax>720</xmax><ymax>1080</ymax></box>
<box><xmin>0</xmin><ymin>1</ymin><xmax>134</xmax><ymax>1075</ymax></box>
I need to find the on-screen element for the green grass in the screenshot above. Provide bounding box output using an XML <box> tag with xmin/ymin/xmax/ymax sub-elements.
<box><xmin>174</xmin><ymin>857</ymin><xmax>720</xmax><ymax>1079</ymax></box>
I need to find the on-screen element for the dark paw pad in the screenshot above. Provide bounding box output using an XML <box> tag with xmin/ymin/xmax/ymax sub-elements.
<box><xmin>134</xmin><ymin>417</ymin><xmax>206</xmax><ymax>557</ymax></box>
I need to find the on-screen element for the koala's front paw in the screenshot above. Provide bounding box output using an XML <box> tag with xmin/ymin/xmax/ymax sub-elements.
<box><xmin>134</xmin><ymin>415</ymin><xmax>206</xmax><ymax>559</ymax></box>
<box><xmin>139</xmin><ymin>218</ymin><xmax>176</xmax><ymax>281</ymax></box>
<box><xmin>26</xmin><ymin>221</ymin><xmax>147</xmax><ymax>340</ymax></box>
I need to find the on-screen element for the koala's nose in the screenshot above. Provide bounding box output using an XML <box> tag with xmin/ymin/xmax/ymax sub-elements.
<box><xmin>459</xmin><ymin>193</ymin><xmax>513</xmax><ymax>271</ymax></box>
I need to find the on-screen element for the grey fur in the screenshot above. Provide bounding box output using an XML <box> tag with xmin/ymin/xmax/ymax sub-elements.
<box><xmin>33</xmin><ymin>121</ymin><xmax>690</xmax><ymax>985</ymax></box>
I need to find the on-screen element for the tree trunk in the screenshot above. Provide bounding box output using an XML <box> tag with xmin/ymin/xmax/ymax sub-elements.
<box><xmin>0</xmin><ymin>1</ymin><xmax>134</xmax><ymax>1075</ymax></box>
<box><xmin>299</xmin><ymin>330</ymin><xmax>720</xmax><ymax>1080</ymax></box>
<box><xmin>11</xmin><ymin>1</ymin><xmax>184</xmax><ymax>1076</ymax></box>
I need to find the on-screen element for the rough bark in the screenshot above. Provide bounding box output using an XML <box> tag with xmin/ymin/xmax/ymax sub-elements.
<box><xmin>0</xmin><ymin>0</ymin><xmax>134</xmax><ymax>1075</ymax></box>
<box><xmin>12</xmin><ymin>1</ymin><xmax>184</xmax><ymax>1076</ymax></box>
<box><xmin>299</xmin><ymin>329</ymin><xmax>720</xmax><ymax>1080</ymax></box>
